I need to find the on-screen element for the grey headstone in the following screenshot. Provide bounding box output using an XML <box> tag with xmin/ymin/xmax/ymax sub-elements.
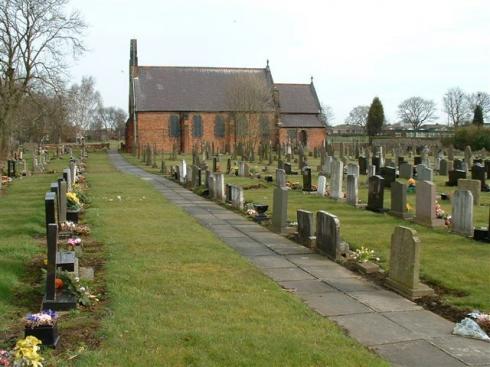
<box><xmin>272</xmin><ymin>187</ymin><xmax>288</xmax><ymax>234</ymax></box>
<box><xmin>385</xmin><ymin>226</ymin><xmax>434</xmax><ymax>300</ymax></box>
<box><xmin>451</xmin><ymin>190</ymin><xmax>474</xmax><ymax>237</ymax></box>
<box><xmin>297</xmin><ymin>209</ymin><xmax>315</xmax><ymax>247</ymax></box>
<box><xmin>316</xmin><ymin>211</ymin><xmax>342</xmax><ymax>260</ymax></box>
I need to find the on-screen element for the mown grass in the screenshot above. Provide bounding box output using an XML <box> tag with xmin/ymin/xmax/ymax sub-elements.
<box><xmin>74</xmin><ymin>152</ymin><xmax>388</xmax><ymax>367</ymax></box>
<box><xmin>0</xmin><ymin>155</ymin><xmax>70</xmax><ymax>332</ymax></box>
<box><xmin>124</xmin><ymin>152</ymin><xmax>490</xmax><ymax>312</ymax></box>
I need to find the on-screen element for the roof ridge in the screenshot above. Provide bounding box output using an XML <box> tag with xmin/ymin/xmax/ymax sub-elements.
<box><xmin>275</xmin><ymin>83</ymin><xmax>310</xmax><ymax>86</ymax></box>
<box><xmin>138</xmin><ymin>65</ymin><xmax>267</xmax><ymax>71</ymax></box>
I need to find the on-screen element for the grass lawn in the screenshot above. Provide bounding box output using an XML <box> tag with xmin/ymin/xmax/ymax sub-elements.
<box><xmin>74</xmin><ymin>152</ymin><xmax>387</xmax><ymax>367</ymax></box>
<box><xmin>123</xmin><ymin>151</ymin><xmax>490</xmax><ymax>313</ymax></box>
<box><xmin>0</xmin><ymin>155</ymin><xmax>70</xmax><ymax>331</ymax></box>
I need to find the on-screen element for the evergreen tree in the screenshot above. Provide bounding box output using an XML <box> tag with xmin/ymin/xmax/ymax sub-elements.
<box><xmin>473</xmin><ymin>105</ymin><xmax>484</xmax><ymax>126</ymax></box>
<box><xmin>366</xmin><ymin>97</ymin><xmax>385</xmax><ymax>137</ymax></box>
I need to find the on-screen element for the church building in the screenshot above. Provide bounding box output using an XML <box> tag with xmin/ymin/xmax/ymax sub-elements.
<box><xmin>125</xmin><ymin>39</ymin><xmax>327</xmax><ymax>153</ymax></box>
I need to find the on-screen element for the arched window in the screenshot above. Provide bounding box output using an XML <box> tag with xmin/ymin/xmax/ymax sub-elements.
<box><xmin>259</xmin><ymin>115</ymin><xmax>270</xmax><ymax>141</ymax></box>
<box><xmin>192</xmin><ymin>115</ymin><xmax>203</xmax><ymax>137</ymax></box>
<box><xmin>169</xmin><ymin>115</ymin><xmax>180</xmax><ymax>137</ymax></box>
<box><xmin>214</xmin><ymin>114</ymin><xmax>225</xmax><ymax>137</ymax></box>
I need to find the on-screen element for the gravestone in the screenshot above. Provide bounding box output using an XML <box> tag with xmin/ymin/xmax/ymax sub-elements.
<box><xmin>284</xmin><ymin>162</ymin><xmax>292</xmax><ymax>175</ymax></box>
<box><xmin>448</xmin><ymin>145</ymin><xmax>454</xmax><ymax>161</ymax></box>
<box><xmin>380</xmin><ymin>166</ymin><xmax>396</xmax><ymax>188</ymax></box>
<box><xmin>346</xmin><ymin>163</ymin><xmax>359</xmax><ymax>177</ymax></box>
<box><xmin>207</xmin><ymin>174</ymin><xmax>216</xmax><ymax>199</ymax></box>
<box><xmin>42</xmin><ymin>223</ymin><xmax>77</xmax><ymax>311</ymax></box>
<box><xmin>414</xmin><ymin>156</ymin><xmax>422</xmax><ymax>166</ymax></box>
<box><xmin>366</xmin><ymin>175</ymin><xmax>384</xmax><ymax>212</ymax></box>
<box><xmin>453</xmin><ymin>159</ymin><xmax>463</xmax><ymax>171</ymax></box>
<box><xmin>231</xmin><ymin>186</ymin><xmax>244</xmax><ymax>210</ymax></box>
<box><xmin>330</xmin><ymin>159</ymin><xmax>343</xmax><ymax>199</ymax></box>
<box><xmin>317</xmin><ymin>175</ymin><xmax>326</xmax><ymax>196</ymax></box>
<box><xmin>58</xmin><ymin>180</ymin><xmax>67</xmax><ymax>223</ymax></box>
<box><xmin>471</xmin><ymin>163</ymin><xmax>489</xmax><ymax>191</ymax></box>
<box><xmin>45</xmin><ymin>191</ymin><xmax>58</xmax><ymax>237</ymax></box>
<box><xmin>69</xmin><ymin>161</ymin><xmax>77</xmax><ymax>185</ymax></box>
<box><xmin>452</xmin><ymin>190</ymin><xmax>474</xmax><ymax>237</ymax></box>
<box><xmin>62</xmin><ymin>168</ymin><xmax>72</xmax><ymax>192</ymax></box>
<box><xmin>316</xmin><ymin>211</ymin><xmax>342</xmax><ymax>260</ymax></box>
<box><xmin>179</xmin><ymin>160</ymin><xmax>187</xmax><ymax>183</ymax></box>
<box><xmin>302</xmin><ymin>167</ymin><xmax>313</xmax><ymax>192</ymax></box>
<box><xmin>372</xmin><ymin>157</ymin><xmax>381</xmax><ymax>175</ymax></box>
<box><xmin>358</xmin><ymin>157</ymin><xmax>367</xmax><ymax>175</ymax></box>
<box><xmin>272</xmin><ymin>187</ymin><xmax>288</xmax><ymax>234</ymax></box>
<box><xmin>416</xmin><ymin>164</ymin><xmax>432</xmax><ymax>182</ymax></box>
<box><xmin>485</xmin><ymin>160</ymin><xmax>490</xmax><ymax>179</ymax></box>
<box><xmin>390</xmin><ymin>180</ymin><xmax>409</xmax><ymax>219</ymax></box>
<box><xmin>346</xmin><ymin>174</ymin><xmax>358</xmax><ymax>206</ymax></box>
<box><xmin>464</xmin><ymin>145</ymin><xmax>473</xmax><ymax>172</ymax></box>
<box><xmin>215</xmin><ymin>173</ymin><xmax>225</xmax><ymax>202</ymax></box>
<box><xmin>446</xmin><ymin>169</ymin><xmax>466</xmax><ymax>186</ymax></box>
<box><xmin>415</xmin><ymin>181</ymin><xmax>438</xmax><ymax>227</ymax></box>
<box><xmin>457</xmin><ymin>179</ymin><xmax>481</xmax><ymax>206</ymax></box>
<box><xmin>439</xmin><ymin>159</ymin><xmax>448</xmax><ymax>176</ymax></box>
<box><xmin>399</xmin><ymin>162</ymin><xmax>413</xmax><ymax>179</ymax></box>
<box><xmin>297</xmin><ymin>209</ymin><xmax>315</xmax><ymax>247</ymax></box>
<box><xmin>325</xmin><ymin>156</ymin><xmax>333</xmax><ymax>177</ymax></box>
<box><xmin>385</xmin><ymin>226</ymin><xmax>434</xmax><ymax>300</ymax></box>
<box><xmin>367</xmin><ymin>165</ymin><xmax>376</xmax><ymax>177</ymax></box>
<box><xmin>276</xmin><ymin>169</ymin><xmax>286</xmax><ymax>188</ymax></box>
<box><xmin>239</xmin><ymin>161</ymin><xmax>245</xmax><ymax>176</ymax></box>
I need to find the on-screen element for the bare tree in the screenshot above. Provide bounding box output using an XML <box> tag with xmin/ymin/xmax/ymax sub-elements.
<box><xmin>0</xmin><ymin>0</ymin><xmax>85</xmax><ymax>161</ymax></box>
<box><xmin>226</xmin><ymin>74</ymin><xmax>274</xmax><ymax>153</ymax></box>
<box><xmin>346</xmin><ymin>105</ymin><xmax>369</xmax><ymax>129</ymax></box>
<box><xmin>95</xmin><ymin>105</ymin><xmax>127</xmax><ymax>140</ymax></box>
<box><xmin>398</xmin><ymin>97</ymin><xmax>437</xmax><ymax>130</ymax></box>
<box><xmin>466</xmin><ymin>92</ymin><xmax>490</xmax><ymax>119</ymax></box>
<box><xmin>443</xmin><ymin>87</ymin><xmax>470</xmax><ymax>127</ymax></box>
<box><xmin>67</xmin><ymin>76</ymin><xmax>101</xmax><ymax>137</ymax></box>
<box><xmin>319</xmin><ymin>103</ymin><xmax>334</xmax><ymax>127</ymax></box>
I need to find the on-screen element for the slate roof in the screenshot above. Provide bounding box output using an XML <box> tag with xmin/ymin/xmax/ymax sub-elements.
<box><xmin>134</xmin><ymin>66</ymin><xmax>274</xmax><ymax>112</ymax></box>
<box><xmin>279</xmin><ymin>114</ymin><xmax>325</xmax><ymax>128</ymax></box>
<box><xmin>275</xmin><ymin>83</ymin><xmax>321</xmax><ymax>114</ymax></box>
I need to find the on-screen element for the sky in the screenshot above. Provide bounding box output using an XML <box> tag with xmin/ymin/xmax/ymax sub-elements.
<box><xmin>69</xmin><ymin>0</ymin><xmax>490</xmax><ymax>125</ymax></box>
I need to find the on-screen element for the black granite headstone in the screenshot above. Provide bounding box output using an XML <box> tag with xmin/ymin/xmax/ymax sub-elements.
<box><xmin>380</xmin><ymin>166</ymin><xmax>396</xmax><ymax>188</ymax></box>
<box><xmin>471</xmin><ymin>163</ymin><xmax>489</xmax><ymax>191</ymax></box>
<box><xmin>302</xmin><ymin>167</ymin><xmax>313</xmax><ymax>191</ymax></box>
<box><xmin>358</xmin><ymin>157</ymin><xmax>368</xmax><ymax>175</ymax></box>
<box><xmin>367</xmin><ymin>175</ymin><xmax>385</xmax><ymax>212</ymax></box>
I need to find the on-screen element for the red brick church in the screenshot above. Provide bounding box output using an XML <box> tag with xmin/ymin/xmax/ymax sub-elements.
<box><xmin>125</xmin><ymin>39</ymin><xmax>327</xmax><ymax>154</ymax></box>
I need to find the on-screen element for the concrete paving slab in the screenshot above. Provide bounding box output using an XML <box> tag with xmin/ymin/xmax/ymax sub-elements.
<box><xmin>249</xmin><ymin>255</ymin><xmax>296</xmax><ymax>269</ymax></box>
<box><xmin>331</xmin><ymin>313</ymin><xmax>419</xmax><ymax>346</ymax></box>
<box><xmin>382</xmin><ymin>310</ymin><xmax>454</xmax><ymax>338</ymax></box>
<box><xmin>431</xmin><ymin>336</ymin><xmax>490</xmax><ymax>366</ymax></box>
<box><xmin>263</xmin><ymin>267</ymin><xmax>316</xmax><ymax>281</ymax></box>
<box><xmin>286</xmin><ymin>254</ymin><xmax>335</xmax><ymax>267</ymax></box>
<box><xmin>306</xmin><ymin>265</ymin><xmax>361</xmax><ymax>280</ymax></box>
<box><xmin>278</xmin><ymin>279</ymin><xmax>337</xmax><ymax>294</ymax></box>
<box><xmin>325</xmin><ymin>276</ymin><xmax>382</xmax><ymax>292</ymax></box>
<box><xmin>374</xmin><ymin>340</ymin><xmax>466</xmax><ymax>367</ymax></box>
<box><xmin>349</xmin><ymin>290</ymin><xmax>421</xmax><ymax>312</ymax></box>
<box><xmin>303</xmin><ymin>293</ymin><xmax>373</xmax><ymax>316</ymax></box>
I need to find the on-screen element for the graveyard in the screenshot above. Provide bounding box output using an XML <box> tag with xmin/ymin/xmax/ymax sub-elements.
<box><xmin>122</xmin><ymin>146</ymin><xmax>490</xmax><ymax>315</ymax></box>
<box><xmin>1</xmin><ymin>1</ymin><xmax>490</xmax><ymax>365</ymax></box>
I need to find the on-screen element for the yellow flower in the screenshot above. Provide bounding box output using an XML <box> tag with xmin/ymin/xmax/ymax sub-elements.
<box><xmin>66</xmin><ymin>192</ymin><xmax>81</xmax><ymax>206</ymax></box>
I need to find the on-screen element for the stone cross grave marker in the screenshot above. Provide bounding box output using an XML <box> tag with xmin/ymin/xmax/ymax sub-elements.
<box><xmin>385</xmin><ymin>226</ymin><xmax>434</xmax><ymax>300</ymax></box>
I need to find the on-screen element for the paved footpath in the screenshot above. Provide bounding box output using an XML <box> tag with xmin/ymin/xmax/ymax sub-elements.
<box><xmin>111</xmin><ymin>152</ymin><xmax>490</xmax><ymax>367</ymax></box>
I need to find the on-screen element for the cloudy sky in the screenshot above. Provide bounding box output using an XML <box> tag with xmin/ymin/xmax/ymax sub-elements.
<box><xmin>70</xmin><ymin>0</ymin><xmax>490</xmax><ymax>125</ymax></box>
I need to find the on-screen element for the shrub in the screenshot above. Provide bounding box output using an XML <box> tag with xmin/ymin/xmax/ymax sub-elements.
<box><xmin>453</xmin><ymin>125</ymin><xmax>490</xmax><ymax>150</ymax></box>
